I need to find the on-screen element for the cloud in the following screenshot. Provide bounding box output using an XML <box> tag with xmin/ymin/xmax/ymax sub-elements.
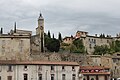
<box><xmin>0</xmin><ymin>0</ymin><xmax>120</xmax><ymax>37</ymax></box>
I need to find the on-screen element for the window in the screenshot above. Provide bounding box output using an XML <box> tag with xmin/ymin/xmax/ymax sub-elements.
<box><xmin>62</xmin><ymin>74</ymin><xmax>65</xmax><ymax>80</ymax></box>
<box><xmin>8</xmin><ymin>65</ymin><xmax>12</xmax><ymax>72</ymax></box>
<box><xmin>72</xmin><ymin>74</ymin><xmax>76</xmax><ymax>80</ymax></box>
<box><xmin>51</xmin><ymin>74</ymin><xmax>54</xmax><ymax>80</ymax></box>
<box><xmin>24</xmin><ymin>74</ymin><xmax>28</xmax><ymax>80</ymax></box>
<box><xmin>38</xmin><ymin>66</ymin><xmax>42</xmax><ymax>71</ymax></box>
<box><xmin>7</xmin><ymin>76</ymin><xmax>12</xmax><ymax>80</ymax></box>
<box><xmin>51</xmin><ymin>66</ymin><xmax>54</xmax><ymax>71</ymax></box>
<box><xmin>62</xmin><ymin>66</ymin><xmax>65</xmax><ymax>71</ymax></box>
<box><xmin>89</xmin><ymin>38</ymin><xmax>90</xmax><ymax>41</ymax></box>
<box><xmin>38</xmin><ymin>74</ymin><xmax>42</xmax><ymax>80</ymax></box>
<box><xmin>24</xmin><ymin>65</ymin><xmax>27</xmax><ymax>71</ymax></box>
<box><xmin>94</xmin><ymin>39</ymin><xmax>96</xmax><ymax>43</ymax></box>
<box><xmin>72</xmin><ymin>66</ymin><xmax>75</xmax><ymax>71</ymax></box>
<box><xmin>89</xmin><ymin>44</ymin><xmax>92</xmax><ymax>49</ymax></box>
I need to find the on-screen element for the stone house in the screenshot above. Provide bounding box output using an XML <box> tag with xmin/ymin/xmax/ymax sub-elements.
<box><xmin>0</xmin><ymin>23</ymin><xmax>31</xmax><ymax>60</ymax></box>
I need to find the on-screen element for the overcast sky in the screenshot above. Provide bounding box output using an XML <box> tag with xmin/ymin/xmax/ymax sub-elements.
<box><xmin>0</xmin><ymin>0</ymin><xmax>120</xmax><ymax>38</ymax></box>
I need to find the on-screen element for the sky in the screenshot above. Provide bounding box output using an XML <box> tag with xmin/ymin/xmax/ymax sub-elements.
<box><xmin>0</xmin><ymin>0</ymin><xmax>120</xmax><ymax>38</ymax></box>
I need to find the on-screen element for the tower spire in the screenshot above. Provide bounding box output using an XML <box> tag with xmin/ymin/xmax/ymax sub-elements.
<box><xmin>38</xmin><ymin>12</ymin><xmax>43</xmax><ymax>20</ymax></box>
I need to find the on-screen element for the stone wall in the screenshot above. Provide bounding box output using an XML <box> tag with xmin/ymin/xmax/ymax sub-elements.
<box><xmin>0</xmin><ymin>37</ymin><xmax>30</xmax><ymax>60</ymax></box>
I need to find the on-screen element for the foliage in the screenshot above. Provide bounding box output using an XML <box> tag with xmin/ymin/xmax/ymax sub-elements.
<box><xmin>61</xmin><ymin>43</ymin><xmax>70</xmax><ymax>46</ymax></box>
<box><xmin>58</xmin><ymin>32</ymin><xmax>62</xmax><ymax>42</ymax></box>
<box><xmin>94</xmin><ymin>40</ymin><xmax>120</xmax><ymax>55</ymax></box>
<box><xmin>52</xmin><ymin>33</ymin><xmax>54</xmax><ymax>39</ymax></box>
<box><xmin>48</xmin><ymin>30</ymin><xmax>51</xmax><ymax>38</ymax></box>
<box><xmin>94</xmin><ymin>45</ymin><xmax>110</xmax><ymax>55</ymax></box>
<box><xmin>70</xmin><ymin>39</ymin><xmax>85</xmax><ymax>53</ymax></box>
<box><xmin>99</xmin><ymin>33</ymin><xmax>105</xmax><ymax>38</ymax></box>
<box><xmin>114</xmin><ymin>40</ymin><xmax>120</xmax><ymax>52</ymax></box>
<box><xmin>44</xmin><ymin>33</ymin><xmax>60</xmax><ymax>52</ymax></box>
<box><xmin>46</xmin><ymin>38</ymin><xmax>60</xmax><ymax>52</ymax></box>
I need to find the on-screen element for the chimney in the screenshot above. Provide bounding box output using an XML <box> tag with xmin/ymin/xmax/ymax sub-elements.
<box><xmin>95</xmin><ymin>34</ymin><xmax>97</xmax><ymax>37</ymax></box>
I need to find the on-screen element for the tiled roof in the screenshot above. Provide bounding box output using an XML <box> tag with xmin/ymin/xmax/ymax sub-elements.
<box><xmin>81</xmin><ymin>72</ymin><xmax>110</xmax><ymax>75</ymax></box>
<box><xmin>0</xmin><ymin>60</ymin><xmax>79</xmax><ymax>66</ymax></box>
<box><xmin>80</xmin><ymin>66</ymin><xmax>110</xmax><ymax>70</ymax></box>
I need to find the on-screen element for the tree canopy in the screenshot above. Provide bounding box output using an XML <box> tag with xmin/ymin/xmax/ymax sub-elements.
<box><xmin>44</xmin><ymin>32</ymin><xmax>60</xmax><ymax>52</ymax></box>
<box><xmin>94</xmin><ymin>45</ymin><xmax>110</xmax><ymax>55</ymax></box>
<box><xmin>94</xmin><ymin>40</ymin><xmax>120</xmax><ymax>55</ymax></box>
<box><xmin>70</xmin><ymin>39</ymin><xmax>85</xmax><ymax>53</ymax></box>
<box><xmin>58</xmin><ymin>32</ymin><xmax>62</xmax><ymax>42</ymax></box>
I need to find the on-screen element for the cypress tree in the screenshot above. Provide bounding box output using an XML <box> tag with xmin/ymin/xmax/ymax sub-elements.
<box><xmin>53</xmin><ymin>33</ymin><xmax>55</xmax><ymax>39</ymax></box>
<box><xmin>48</xmin><ymin>30</ymin><xmax>51</xmax><ymax>38</ymax></box>
<box><xmin>58</xmin><ymin>32</ymin><xmax>62</xmax><ymax>42</ymax></box>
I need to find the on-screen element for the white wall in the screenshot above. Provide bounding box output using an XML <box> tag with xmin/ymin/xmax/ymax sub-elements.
<box><xmin>0</xmin><ymin>64</ymin><xmax>79</xmax><ymax>80</ymax></box>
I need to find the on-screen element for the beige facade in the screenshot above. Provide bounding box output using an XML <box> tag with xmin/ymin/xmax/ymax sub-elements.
<box><xmin>82</xmin><ymin>36</ymin><xmax>113</xmax><ymax>54</ymax></box>
<box><xmin>0</xmin><ymin>34</ymin><xmax>30</xmax><ymax>60</ymax></box>
<box><xmin>111</xmin><ymin>53</ymin><xmax>120</xmax><ymax>78</ymax></box>
<box><xmin>0</xmin><ymin>60</ymin><xmax>79</xmax><ymax>80</ymax></box>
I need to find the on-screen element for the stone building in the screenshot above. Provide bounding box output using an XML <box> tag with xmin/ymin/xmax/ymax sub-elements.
<box><xmin>0</xmin><ymin>60</ymin><xmax>79</xmax><ymax>80</ymax></box>
<box><xmin>31</xmin><ymin>13</ymin><xmax>45</xmax><ymax>53</ymax></box>
<box><xmin>79</xmin><ymin>66</ymin><xmax>111</xmax><ymax>80</ymax></box>
<box><xmin>63</xmin><ymin>31</ymin><xmax>113</xmax><ymax>54</ymax></box>
<box><xmin>111</xmin><ymin>53</ymin><xmax>120</xmax><ymax>79</ymax></box>
<box><xmin>0</xmin><ymin>22</ymin><xmax>31</xmax><ymax>60</ymax></box>
<box><xmin>63</xmin><ymin>36</ymin><xmax>74</xmax><ymax>44</ymax></box>
<box><xmin>75</xmin><ymin>31</ymin><xmax>88</xmax><ymax>38</ymax></box>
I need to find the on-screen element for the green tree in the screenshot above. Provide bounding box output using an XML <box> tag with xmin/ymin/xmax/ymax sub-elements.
<box><xmin>70</xmin><ymin>39</ymin><xmax>85</xmax><ymax>53</ymax></box>
<box><xmin>52</xmin><ymin>33</ymin><xmax>55</xmax><ymax>39</ymax></box>
<box><xmin>109</xmin><ymin>41</ymin><xmax>115</xmax><ymax>54</ymax></box>
<box><xmin>94</xmin><ymin>45</ymin><xmax>110</xmax><ymax>55</ymax></box>
<box><xmin>48</xmin><ymin>30</ymin><xmax>51</xmax><ymax>38</ymax></box>
<box><xmin>58</xmin><ymin>32</ymin><xmax>62</xmax><ymax>42</ymax></box>
<box><xmin>44</xmin><ymin>33</ymin><xmax>60</xmax><ymax>52</ymax></box>
<box><xmin>114</xmin><ymin>40</ymin><xmax>120</xmax><ymax>52</ymax></box>
<box><xmin>46</xmin><ymin>38</ymin><xmax>60</xmax><ymax>52</ymax></box>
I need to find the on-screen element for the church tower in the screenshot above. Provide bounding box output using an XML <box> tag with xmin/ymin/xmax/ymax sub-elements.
<box><xmin>36</xmin><ymin>13</ymin><xmax>44</xmax><ymax>52</ymax></box>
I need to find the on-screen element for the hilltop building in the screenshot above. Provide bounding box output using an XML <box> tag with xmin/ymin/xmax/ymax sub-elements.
<box><xmin>0</xmin><ymin>22</ymin><xmax>31</xmax><ymax>60</ymax></box>
<box><xmin>31</xmin><ymin>13</ymin><xmax>45</xmax><ymax>53</ymax></box>
<box><xmin>0</xmin><ymin>13</ymin><xmax>45</xmax><ymax>60</ymax></box>
<box><xmin>63</xmin><ymin>31</ymin><xmax>116</xmax><ymax>54</ymax></box>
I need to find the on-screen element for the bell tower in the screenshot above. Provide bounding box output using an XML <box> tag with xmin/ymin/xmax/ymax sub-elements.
<box><xmin>36</xmin><ymin>13</ymin><xmax>44</xmax><ymax>52</ymax></box>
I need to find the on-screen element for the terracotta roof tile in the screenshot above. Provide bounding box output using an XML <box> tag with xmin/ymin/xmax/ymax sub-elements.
<box><xmin>81</xmin><ymin>72</ymin><xmax>110</xmax><ymax>75</ymax></box>
<box><xmin>80</xmin><ymin>66</ymin><xmax>110</xmax><ymax>70</ymax></box>
<box><xmin>0</xmin><ymin>60</ymin><xmax>79</xmax><ymax>66</ymax></box>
